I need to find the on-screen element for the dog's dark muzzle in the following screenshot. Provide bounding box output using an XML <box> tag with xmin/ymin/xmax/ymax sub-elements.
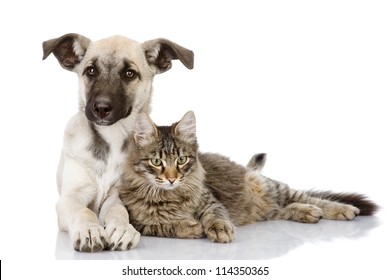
<box><xmin>86</xmin><ymin>96</ymin><xmax>131</xmax><ymax>126</ymax></box>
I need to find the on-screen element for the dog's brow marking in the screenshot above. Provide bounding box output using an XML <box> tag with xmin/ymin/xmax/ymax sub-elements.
<box><xmin>89</xmin><ymin>57</ymin><xmax>98</xmax><ymax>65</ymax></box>
<box><xmin>123</xmin><ymin>58</ymin><xmax>138</xmax><ymax>69</ymax></box>
<box><xmin>122</xmin><ymin>59</ymin><xmax>142</xmax><ymax>81</ymax></box>
<box><xmin>83</xmin><ymin>58</ymin><xmax>99</xmax><ymax>75</ymax></box>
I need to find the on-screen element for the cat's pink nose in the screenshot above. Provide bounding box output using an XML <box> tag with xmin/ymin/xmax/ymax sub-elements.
<box><xmin>167</xmin><ymin>178</ymin><xmax>176</xmax><ymax>184</ymax></box>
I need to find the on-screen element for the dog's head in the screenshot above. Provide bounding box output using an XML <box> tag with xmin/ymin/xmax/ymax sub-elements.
<box><xmin>42</xmin><ymin>33</ymin><xmax>194</xmax><ymax>126</ymax></box>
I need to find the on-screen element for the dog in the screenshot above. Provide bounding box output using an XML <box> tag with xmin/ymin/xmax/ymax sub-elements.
<box><xmin>42</xmin><ymin>33</ymin><xmax>194</xmax><ymax>252</ymax></box>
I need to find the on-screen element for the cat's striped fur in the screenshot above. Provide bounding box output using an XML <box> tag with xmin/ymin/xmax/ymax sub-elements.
<box><xmin>119</xmin><ymin>111</ymin><xmax>378</xmax><ymax>243</ymax></box>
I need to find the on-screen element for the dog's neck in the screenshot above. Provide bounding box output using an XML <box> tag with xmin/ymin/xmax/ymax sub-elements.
<box><xmin>97</xmin><ymin>115</ymin><xmax>134</xmax><ymax>142</ymax></box>
<box><xmin>90</xmin><ymin>100</ymin><xmax>152</xmax><ymax>147</ymax></box>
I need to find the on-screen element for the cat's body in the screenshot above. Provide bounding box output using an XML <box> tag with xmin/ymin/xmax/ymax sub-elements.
<box><xmin>200</xmin><ymin>153</ymin><xmax>375</xmax><ymax>225</ymax></box>
<box><xmin>119</xmin><ymin>111</ymin><xmax>378</xmax><ymax>243</ymax></box>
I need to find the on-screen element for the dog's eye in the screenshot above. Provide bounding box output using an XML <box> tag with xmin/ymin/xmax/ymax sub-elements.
<box><xmin>125</xmin><ymin>69</ymin><xmax>135</xmax><ymax>79</ymax></box>
<box><xmin>86</xmin><ymin>66</ymin><xmax>97</xmax><ymax>77</ymax></box>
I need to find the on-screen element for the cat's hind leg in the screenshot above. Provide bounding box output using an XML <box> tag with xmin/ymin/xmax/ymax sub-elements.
<box><xmin>279</xmin><ymin>203</ymin><xmax>324</xmax><ymax>223</ymax></box>
<box><xmin>293</xmin><ymin>194</ymin><xmax>361</xmax><ymax>220</ymax></box>
<box><xmin>279</xmin><ymin>188</ymin><xmax>361</xmax><ymax>221</ymax></box>
<box><xmin>320</xmin><ymin>202</ymin><xmax>360</xmax><ymax>221</ymax></box>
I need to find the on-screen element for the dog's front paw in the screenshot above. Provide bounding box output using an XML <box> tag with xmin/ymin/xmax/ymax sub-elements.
<box><xmin>205</xmin><ymin>219</ymin><xmax>236</xmax><ymax>243</ymax></box>
<box><xmin>71</xmin><ymin>223</ymin><xmax>109</xmax><ymax>252</ymax></box>
<box><xmin>105</xmin><ymin>222</ymin><xmax>141</xmax><ymax>250</ymax></box>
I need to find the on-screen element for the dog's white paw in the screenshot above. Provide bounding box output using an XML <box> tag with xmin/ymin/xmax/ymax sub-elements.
<box><xmin>105</xmin><ymin>222</ymin><xmax>141</xmax><ymax>250</ymax></box>
<box><xmin>71</xmin><ymin>223</ymin><xmax>109</xmax><ymax>252</ymax></box>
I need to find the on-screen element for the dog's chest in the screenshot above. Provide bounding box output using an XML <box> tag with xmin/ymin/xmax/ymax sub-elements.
<box><xmin>92</xmin><ymin>128</ymin><xmax>127</xmax><ymax>209</ymax></box>
<box><xmin>95</xmin><ymin>147</ymin><xmax>124</xmax><ymax>189</ymax></box>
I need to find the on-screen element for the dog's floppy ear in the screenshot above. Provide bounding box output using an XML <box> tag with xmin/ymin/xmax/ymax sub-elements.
<box><xmin>143</xmin><ymin>38</ymin><xmax>194</xmax><ymax>74</ymax></box>
<box><xmin>42</xmin><ymin>33</ymin><xmax>91</xmax><ymax>71</ymax></box>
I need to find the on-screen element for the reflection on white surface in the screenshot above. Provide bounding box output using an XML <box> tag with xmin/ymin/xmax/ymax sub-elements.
<box><xmin>55</xmin><ymin>216</ymin><xmax>380</xmax><ymax>260</ymax></box>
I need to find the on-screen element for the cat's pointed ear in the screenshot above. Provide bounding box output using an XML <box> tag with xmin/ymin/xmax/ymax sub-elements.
<box><xmin>175</xmin><ymin>111</ymin><xmax>197</xmax><ymax>142</ymax></box>
<box><xmin>134</xmin><ymin>113</ymin><xmax>158</xmax><ymax>146</ymax></box>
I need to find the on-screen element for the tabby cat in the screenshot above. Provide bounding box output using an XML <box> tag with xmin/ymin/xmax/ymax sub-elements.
<box><xmin>119</xmin><ymin>111</ymin><xmax>378</xmax><ymax>243</ymax></box>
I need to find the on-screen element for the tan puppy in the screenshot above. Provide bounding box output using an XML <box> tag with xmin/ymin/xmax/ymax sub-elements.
<box><xmin>43</xmin><ymin>33</ymin><xmax>193</xmax><ymax>252</ymax></box>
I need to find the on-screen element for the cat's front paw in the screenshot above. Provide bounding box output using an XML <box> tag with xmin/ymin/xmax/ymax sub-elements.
<box><xmin>177</xmin><ymin>220</ymin><xmax>205</xmax><ymax>239</ymax></box>
<box><xmin>205</xmin><ymin>219</ymin><xmax>235</xmax><ymax>243</ymax></box>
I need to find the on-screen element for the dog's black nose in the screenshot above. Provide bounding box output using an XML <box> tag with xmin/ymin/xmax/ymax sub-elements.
<box><xmin>93</xmin><ymin>100</ymin><xmax>113</xmax><ymax>119</ymax></box>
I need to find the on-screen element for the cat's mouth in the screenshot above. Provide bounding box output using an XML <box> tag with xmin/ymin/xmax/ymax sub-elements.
<box><xmin>161</xmin><ymin>183</ymin><xmax>180</xmax><ymax>190</ymax></box>
<box><xmin>156</xmin><ymin>175</ymin><xmax>183</xmax><ymax>190</ymax></box>
<box><xmin>156</xmin><ymin>181</ymin><xmax>181</xmax><ymax>190</ymax></box>
<box><xmin>163</xmin><ymin>185</ymin><xmax>179</xmax><ymax>190</ymax></box>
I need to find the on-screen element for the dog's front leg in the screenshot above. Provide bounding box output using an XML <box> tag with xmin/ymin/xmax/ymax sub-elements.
<box><xmin>99</xmin><ymin>188</ymin><xmax>141</xmax><ymax>250</ymax></box>
<box><xmin>57</xmin><ymin>157</ymin><xmax>109</xmax><ymax>252</ymax></box>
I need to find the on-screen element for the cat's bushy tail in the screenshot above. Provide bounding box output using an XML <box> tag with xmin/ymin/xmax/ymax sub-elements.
<box><xmin>247</xmin><ymin>153</ymin><xmax>267</xmax><ymax>172</ymax></box>
<box><xmin>247</xmin><ymin>153</ymin><xmax>379</xmax><ymax>216</ymax></box>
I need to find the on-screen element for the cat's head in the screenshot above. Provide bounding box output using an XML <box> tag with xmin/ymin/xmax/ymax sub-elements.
<box><xmin>133</xmin><ymin>111</ymin><xmax>200</xmax><ymax>190</ymax></box>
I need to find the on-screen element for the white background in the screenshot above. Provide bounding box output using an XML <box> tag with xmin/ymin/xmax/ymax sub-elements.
<box><xmin>1</xmin><ymin>0</ymin><xmax>389</xmax><ymax>279</ymax></box>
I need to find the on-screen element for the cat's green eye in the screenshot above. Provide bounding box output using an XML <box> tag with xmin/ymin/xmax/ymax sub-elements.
<box><xmin>150</xmin><ymin>158</ymin><xmax>162</xmax><ymax>167</ymax></box>
<box><xmin>177</xmin><ymin>156</ymin><xmax>188</xmax><ymax>165</ymax></box>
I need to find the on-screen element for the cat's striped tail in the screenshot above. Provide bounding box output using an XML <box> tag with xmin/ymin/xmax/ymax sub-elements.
<box><xmin>247</xmin><ymin>153</ymin><xmax>379</xmax><ymax>216</ymax></box>
<box><xmin>306</xmin><ymin>190</ymin><xmax>379</xmax><ymax>215</ymax></box>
